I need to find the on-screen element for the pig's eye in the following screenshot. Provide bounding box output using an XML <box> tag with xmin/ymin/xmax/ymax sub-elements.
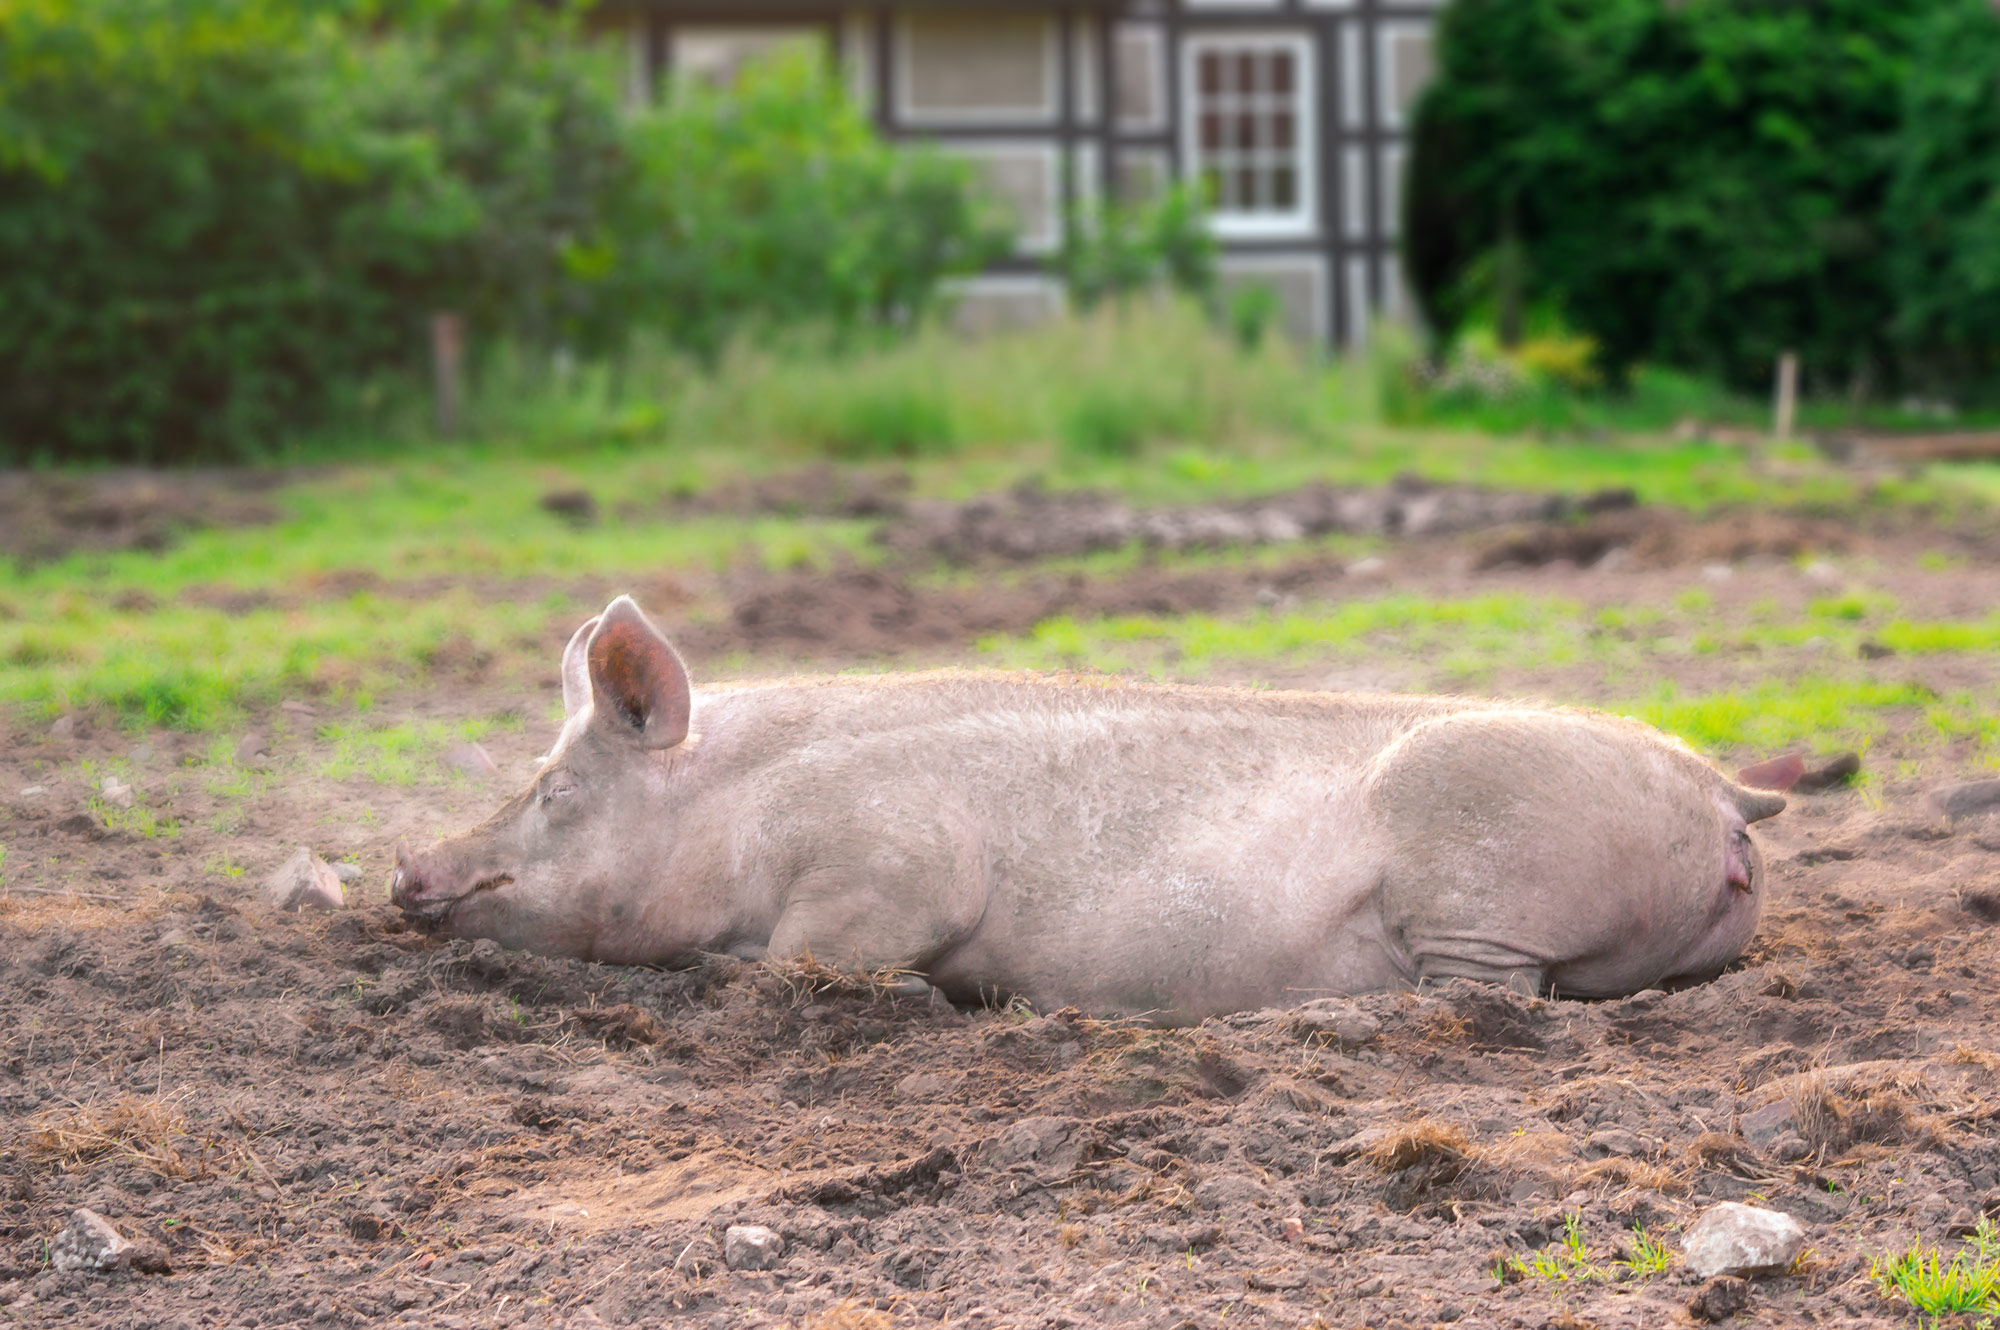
<box><xmin>540</xmin><ymin>772</ymin><xmax>580</xmax><ymax>806</ymax></box>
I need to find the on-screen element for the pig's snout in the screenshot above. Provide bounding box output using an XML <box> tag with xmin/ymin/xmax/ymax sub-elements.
<box><xmin>389</xmin><ymin>841</ymin><xmax>439</xmax><ymax>918</ymax></box>
<box><xmin>391</xmin><ymin>840</ymin><xmax>512</xmax><ymax>928</ymax></box>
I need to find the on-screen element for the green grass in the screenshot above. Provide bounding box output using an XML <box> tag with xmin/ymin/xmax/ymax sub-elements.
<box><xmin>317</xmin><ymin>716</ymin><xmax>522</xmax><ymax>787</ymax></box>
<box><xmin>4</xmin><ymin>310</ymin><xmax>1998</xmax><ymax>733</ymax></box>
<box><xmin>1872</xmin><ymin>1220</ymin><xmax>2000</xmax><ymax>1318</ymax></box>
<box><xmin>979</xmin><ymin>594</ymin><xmax>1585</xmax><ymax>678</ymax></box>
<box><xmin>1500</xmin><ymin>1215</ymin><xmax>1674</xmax><ymax>1284</ymax></box>
<box><xmin>975</xmin><ymin>591</ymin><xmax>2000</xmax><ymax>759</ymax></box>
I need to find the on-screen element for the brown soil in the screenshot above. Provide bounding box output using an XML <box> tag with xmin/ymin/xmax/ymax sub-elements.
<box><xmin>5</xmin><ymin>502</ymin><xmax>2000</xmax><ymax>1328</ymax></box>
<box><xmin>0</xmin><ymin>471</ymin><xmax>286</xmax><ymax>564</ymax></box>
<box><xmin>4</xmin><ymin>790</ymin><xmax>1999</xmax><ymax>1329</ymax></box>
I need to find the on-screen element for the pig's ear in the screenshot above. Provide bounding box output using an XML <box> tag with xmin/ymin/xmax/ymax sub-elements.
<box><xmin>585</xmin><ymin>597</ymin><xmax>690</xmax><ymax>749</ymax></box>
<box><xmin>560</xmin><ymin>615</ymin><xmax>603</xmax><ymax>719</ymax></box>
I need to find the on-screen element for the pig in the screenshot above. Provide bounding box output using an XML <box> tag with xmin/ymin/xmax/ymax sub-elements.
<box><xmin>393</xmin><ymin>595</ymin><xmax>1785</xmax><ymax>1023</ymax></box>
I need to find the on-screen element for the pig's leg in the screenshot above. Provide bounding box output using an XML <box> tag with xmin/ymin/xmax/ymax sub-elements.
<box><xmin>764</xmin><ymin>868</ymin><xmax>987</xmax><ymax>980</ymax></box>
<box><xmin>1363</xmin><ymin>709</ymin><xmax>1721</xmax><ymax>998</ymax></box>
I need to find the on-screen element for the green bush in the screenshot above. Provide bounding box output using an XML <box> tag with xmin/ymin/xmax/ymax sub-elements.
<box><xmin>576</xmin><ymin>50</ymin><xmax>1009</xmax><ymax>361</ymax></box>
<box><xmin>0</xmin><ymin>0</ymin><xmax>623</xmax><ymax>463</ymax></box>
<box><xmin>0</xmin><ymin>4</ymin><xmax>1003</xmax><ymax>463</ymax></box>
<box><xmin>1406</xmin><ymin>0</ymin><xmax>1993</xmax><ymax>396</ymax></box>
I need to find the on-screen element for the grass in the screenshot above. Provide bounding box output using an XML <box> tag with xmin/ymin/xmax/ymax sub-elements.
<box><xmin>3</xmin><ymin>309</ymin><xmax>1998</xmax><ymax>734</ymax></box>
<box><xmin>1500</xmin><ymin>1213</ymin><xmax>1676</xmax><ymax>1284</ymax></box>
<box><xmin>1872</xmin><ymin>1219</ymin><xmax>2000</xmax><ymax>1318</ymax></box>
<box><xmin>317</xmin><ymin>715</ymin><xmax>522</xmax><ymax>787</ymax></box>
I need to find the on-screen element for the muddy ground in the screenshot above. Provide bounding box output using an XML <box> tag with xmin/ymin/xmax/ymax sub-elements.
<box><xmin>5</xmin><ymin>488</ymin><xmax>2000</xmax><ymax>1329</ymax></box>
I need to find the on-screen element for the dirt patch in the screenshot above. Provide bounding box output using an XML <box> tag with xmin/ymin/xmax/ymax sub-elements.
<box><xmin>5</xmin><ymin>489</ymin><xmax>2000</xmax><ymax>1326</ymax></box>
<box><xmin>3</xmin><ymin>762</ymin><xmax>2000</xmax><ymax>1326</ymax></box>
<box><xmin>874</xmin><ymin>475</ymin><xmax>1638</xmax><ymax>564</ymax></box>
<box><xmin>0</xmin><ymin>470</ymin><xmax>285</xmax><ymax>564</ymax></box>
<box><xmin>692</xmin><ymin>559</ymin><xmax>1349</xmax><ymax>657</ymax></box>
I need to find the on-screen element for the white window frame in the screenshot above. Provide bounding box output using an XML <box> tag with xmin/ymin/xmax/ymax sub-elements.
<box><xmin>1180</xmin><ymin>31</ymin><xmax>1319</xmax><ymax>241</ymax></box>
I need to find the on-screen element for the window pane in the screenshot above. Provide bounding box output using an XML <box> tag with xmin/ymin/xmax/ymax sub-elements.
<box><xmin>1272</xmin><ymin>166</ymin><xmax>1297</xmax><ymax>210</ymax></box>
<box><xmin>1271</xmin><ymin>51</ymin><xmax>1295</xmax><ymax>97</ymax></box>
<box><xmin>1199</xmin><ymin>51</ymin><xmax>1223</xmax><ymax>96</ymax></box>
<box><xmin>1235</xmin><ymin>111</ymin><xmax>1258</xmax><ymax>152</ymax></box>
<box><xmin>1271</xmin><ymin>110</ymin><xmax>1295</xmax><ymax>151</ymax></box>
<box><xmin>1234</xmin><ymin>51</ymin><xmax>1256</xmax><ymax>97</ymax></box>
<box><xmin>1200</xmin><ymin>110</ymin><xmax>1224</xmax><ymax>152</ymax></box>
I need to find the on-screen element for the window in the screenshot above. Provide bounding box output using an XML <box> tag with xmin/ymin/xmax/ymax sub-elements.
<box><xmin>900</xmin><ymin>11</ymin><xmax>1054</xmax><ymax>124</ymax></box>
<box><xmin>1183</xmin><ymin>35</ymin><xmax>1317</xmax><ymax>238</ymax></box>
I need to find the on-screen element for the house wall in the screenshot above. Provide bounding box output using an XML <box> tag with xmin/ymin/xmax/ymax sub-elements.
<box><xmin>621</xmin><ymin>1</ymin><xmax>1443</xmax><ymax>348</ymax></box>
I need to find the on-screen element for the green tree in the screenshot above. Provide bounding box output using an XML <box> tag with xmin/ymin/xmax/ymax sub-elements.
<box><xmin>1406</xmin><ymin>0</ymin><xmax>1958</xmax><ymax>394</ymax></box>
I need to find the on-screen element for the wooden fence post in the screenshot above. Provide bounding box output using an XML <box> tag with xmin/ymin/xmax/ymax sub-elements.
<box><xmin>431</xmin><ymin>312</ymin><xmax>464</xmax><ymax>439</ymax></box>
<box><xmin>1772</xmin><ymin>350</ymin><xmax>1798</xmax><ymax>442</ymax></box>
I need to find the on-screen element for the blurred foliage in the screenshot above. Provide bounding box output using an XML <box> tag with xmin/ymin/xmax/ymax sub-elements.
<box><xmin>1406</xmin><ymin>0</ymin><xmax>2000</xmax><ymax>399</ymax></box>
<box><xmin>1057</xmin><ymin>183</ymin><xmax>1217</xmax><ymax>314</ymax></box>
<box><xmin>0</xmin><ymin>3</ymin><xmax>1001</xmax><ymax>463</ymax></box>
<box><xmin>579</xmin><ymin>49</ymin><xmax>1009</xmax><ymax>361</ymax></box>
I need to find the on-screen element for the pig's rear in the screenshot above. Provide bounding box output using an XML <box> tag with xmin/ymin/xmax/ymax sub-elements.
<box><xmin>1363</xmin><ymin>709</ymin><xmax>1781</xmax><ymax>999</ymax></box>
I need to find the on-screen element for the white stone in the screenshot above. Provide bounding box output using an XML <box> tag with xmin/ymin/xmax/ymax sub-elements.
<box><xmin>99</xmin><ymin>776</ymin><xmax>135</xmax><ymax>810</ymax></box>
<box><xmin>723</xmin><ymin>1224</ymin><xmax>785</xmax><ymax>1271</ymax></box>
<box><xmin>17</xmin><ymin>785</ymin><xmax>46</xmax><ymax>798</ymax></box>
<box><xmin>264</xmin><ymin>847</ymin><xmax>345</xmax><ymax>912</ymax></box>
<box><xmin>329</xmin><ymin>861</ymin><xmax>365</xmax><ymax>885</ymax></box>
<box><xmin>1682</xmin><ymin>1202</ymin><xmax>1806</xmax><ymax>1278</ymax></box>
<box><xmin>51</xmin><ymin>1209</ymin><xmax>131</xmax><ymax>1273</ymax></box>
<box><xmin>1701</xmin><ymin>564</ymin><xmax>1735</xmax><ymax>582</ymax></box>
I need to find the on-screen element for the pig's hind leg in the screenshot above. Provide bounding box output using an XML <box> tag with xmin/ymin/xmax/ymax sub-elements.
<box><xmin>1362</xmin><ymin>709</ymin><xmax>1680</xmax><ymax>998</ymax></box>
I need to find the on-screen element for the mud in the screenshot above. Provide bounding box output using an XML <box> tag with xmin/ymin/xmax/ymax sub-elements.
<box><xmin>4</xmin><ymin>780</ymin><xmax>2000</xmax><ymax>1328</ymax></box>
<box><xmin>5</xmin><ymin>476</ymin><xmax>2000</xmax><ymax>1327</ymax></box>
<box><xmin>873</xmin><ymin>476</ymin><xmax>1638</xmax><ymax>565</ymax></box>
<box><xmin>0</xmin><ymin>471</ymin><xmax>285</xmax><ymax>564</ymax></box>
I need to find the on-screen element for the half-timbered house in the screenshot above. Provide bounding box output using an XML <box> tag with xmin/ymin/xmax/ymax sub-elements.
<box><xmin>600</xmin><ymin>1</ymin><xmax>1442</xmax><ymax>346</ymax></box>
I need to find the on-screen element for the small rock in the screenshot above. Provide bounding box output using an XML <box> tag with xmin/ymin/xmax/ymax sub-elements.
<box><xmin>346</xmin><ymin>1206</ymin><xmax>399</xmax><ymax>1241</ymax></box>
<box><xmin>1738</xmin><ymin>1098</ymin><xmax>1796</xmax><ymax>1148</ymax></box>
<box><xmin>99</xmin><ymin>776</ymin><xmax>135</xmax><ymax>810</ymax></box>
<box><xmin>1346</xmin><ymin>557</ymin><xmax>1388</xmax><ymax>579</ymax></box>
<box><xmin>1583</xmin><ymin>1128</ymin><xmax>1654</xmax><ymax>1158</ymax></box>
<box><xmin>722</xmin><ymin>1224</ymin><xmax>785</xmax><ymax>1271</ymax></box>
<box><xmin>264</xmin><ymin>847</ymin><xmax>345</xmax><ymax>913</ymax></box>
<box><xmin>1681</xmin><ymin>1202</ymin><xmax>1806</xmax><ymax>1278</ymax></box>
<box><xmin>329</xmin><ymin>861</ymin><xmax>364</xmax><ymax>885</ymax></box>
<box><xmin>1293</xmin><ymin>999</ymin><xmax>1380</xmax><ymax>1047</ymax></box>
<box><xmin>49</xmin><ymin>1209</ymin><xmax>164</xmax><ymax>1274</ymax></box>
<box><xmin>52</xmin><ymin>1209</ymin><xmax>129</xmax><ymax>1272</ymax></box>
<box><xmin>233</xmin><ymin>732</ymin><xmax>271</xmax><ymax>765</ymax></box>
<box><xmin>1800</xmin><ymin>560</ymin><xmax>1839</xmax><ymax>584</ymax></box>
<box><xmin>157</xmin><ymin>929</ymin><xmax>192</xmax><ymax>948</ymax></box>
<box><xmin>1701</xmin><ymin>563</ymin><xmax>1734</xmax><ymax>582</ymax></box>
<box><xmin>56</xmin><ymin>811</ymin><xmax>105</xmax><ymax>839</ymax></box>
<box><xmin>1795</xmin><ymin>752</ymin><xmax>1861</xmax><ymax>794</ymax></box>
<box><xmin>49</xmin><ymin>715</ymin><xmax>76</xmax><ymax>743</ymax></box>
<box><xmin>1687</xmin><ymin>1274</ymin><xmax>1751</xmax><ymax>1322</ymax></box>
<box><xmin>1737</xmin><ymin>753</ymin><xmax>1805</xmax><ymax>791</ymax></box>
<box><xmin>445</xmin><ymin>743</ymin><xmax>499</xmax><ymax>781</ymax></box>
<box><xmin>17</xmin><ymin>785</ymin><xmax>46</xmax><ymax>798</ymax></box>
<box><xmin>1935</xmin><ymin>780</ymin><xmax>2000</xmax><ymax>821</ymax></box>
<box><xmin>1281</xmin><ymin>1216</ymin><xmax>1306</xmax><ymax>1244</ymax></box>
<box><xmin>895</xmin><ymin>1072</ymin><xmax>948</xmax><ymax>1101</ymax></box>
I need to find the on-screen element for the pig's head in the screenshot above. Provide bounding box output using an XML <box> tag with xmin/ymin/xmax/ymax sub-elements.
<box><xmin>391</xmin><ymin>595</ymin><xmax>691</xmax><ymax>959</ymax></box>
